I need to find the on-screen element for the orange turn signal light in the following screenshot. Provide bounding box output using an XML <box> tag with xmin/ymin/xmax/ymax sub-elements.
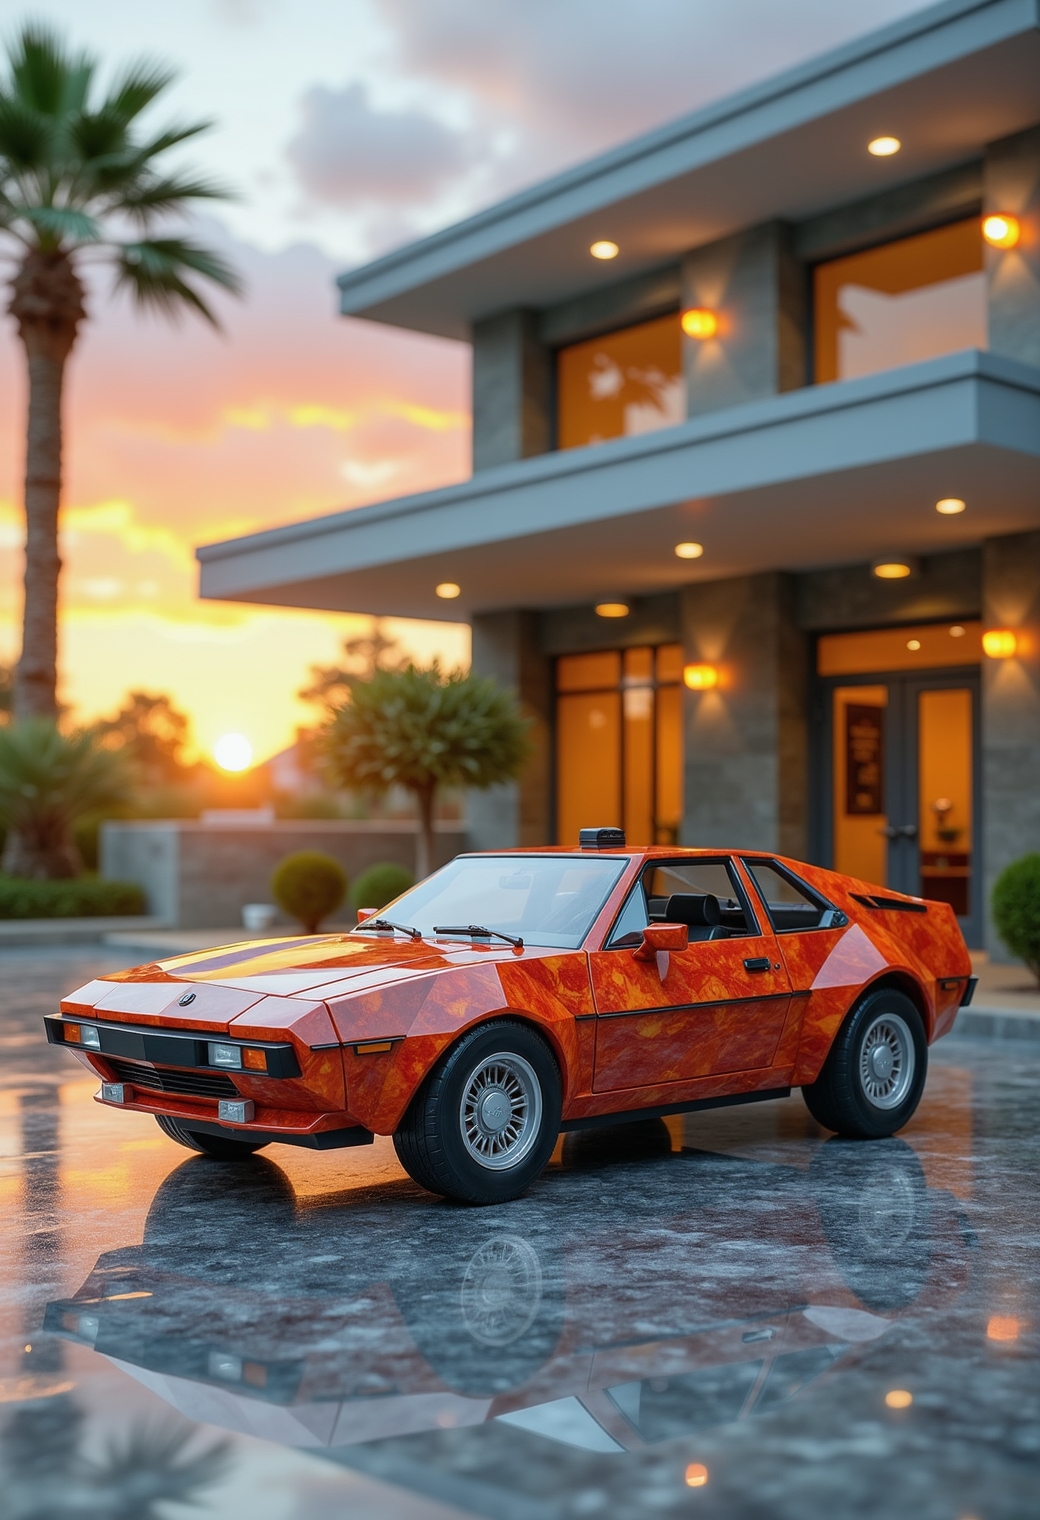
<box><xmin>241</xmin><ymin>1047</ymin><xmax>268</xmax><ymax>1072</ymax></box>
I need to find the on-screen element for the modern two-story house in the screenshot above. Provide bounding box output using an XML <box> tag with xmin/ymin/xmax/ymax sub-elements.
<box><xmin>198</xmin><ymin>0</ymin><xmax>1040</xmax><ymax>949</ymax></box>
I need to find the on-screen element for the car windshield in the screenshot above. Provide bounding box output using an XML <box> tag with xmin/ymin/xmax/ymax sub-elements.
<box><xmin>357</xmin><ymin>854</ymin><xmax>628</xmax><ymax>950</ymax></box>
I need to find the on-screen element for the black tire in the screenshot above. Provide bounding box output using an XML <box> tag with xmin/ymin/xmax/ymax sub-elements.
<box><xmin>802</xmin><ymin>987</ymin><xmax>927</xmax><ymax>1139</ymax></box>
<box><xmin>155</xmin><ymin>1113</ymin><xmax>268</xmax><ymax>1160</ymax></box>
<box><xmin>393</xmin><ymin>1020</ymin><xmax>562</xmax><ymax>1205</ymax></box>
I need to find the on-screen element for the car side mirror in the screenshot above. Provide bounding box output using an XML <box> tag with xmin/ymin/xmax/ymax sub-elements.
<box><xmin>633</xmin><ymin>922</ymin><xmax>688</xmax><ymax>961</ymax></box>
<box><xmin>355</xmin><ymin>907</ymin><xmax>379</xmax><ymax>923</ymax></box>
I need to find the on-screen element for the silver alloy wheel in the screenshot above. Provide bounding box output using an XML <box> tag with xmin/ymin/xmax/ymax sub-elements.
<box><xmin>858</xmin><ymin>1012</ymin><xmax>915</xmax><ymax>1110</ymax></box>
<box><xmin>459</xmin><ymin>1052</ymin><xmax>543</xmax><ymax>1170</ymax></box>
<box><xmin>460</xmin><ymin>1236</ymin><xmax>543</xmax><ymax>1345</ymax></box>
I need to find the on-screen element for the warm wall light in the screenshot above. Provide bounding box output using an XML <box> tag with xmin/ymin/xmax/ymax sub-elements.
<box><xmin>982</xmin><ymin>628</ymin><xmax>1017</xmax><ymax>659</ymax></box>
<box><xmin>936</xmin><ymin>497</ymin><xmax>966</xmax><ymax>515</ymax></box>
<box><xmin>675</xmin><ymin>541</ymin><xmax>704</xmax><ymax>560</ymax></box>
<box><xmin>590</xmin><ymin>240</ymin><xmax>619</xmax><ymax>260</ymax></box>
<box><xmin>684</xmin><ymin>1464</ymin><xmax>708</xmax><ymax>1488</ymax></box>
<box><xmin>868</xmin><ymin>136</ymin><xmax>901</xmax><ymax>156</ymax></box>
<box><xmin>595</xmin><ymin>601</ymin><xmax>630</xmax><ymax>618</ymax></box>
<box><xmin>872</xmin><ymin>557</ymin><xmax>914</xmax><ymax>580</ymax></box>
<box><xmin>681</xmin><ymin>307</ymin><xmax>718</xmax><ymax>339</ymax></box>
<box><xmin>683</xmin><ymin>663</ymin><xmax>718</xmax><ymax>690</ymax></box>
<box><xmin>983</xmin><ymin>214</ymin><xmax>1020</xmax><ymax>249</ymax></box>
<box><xmin>885</xmin><ymin>1389</ymin><xmax>913</xmax><ymax>1409</ymax></box>
<box><xmin>435</xmin><ymin>582</ymin><xmax>461</xmax><ymax>599</ymax></box>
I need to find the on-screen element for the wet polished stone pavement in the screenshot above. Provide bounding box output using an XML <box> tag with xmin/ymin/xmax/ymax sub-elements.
<box><xmin>1</xmin><ymin>947</ymin><xmax>1037</xmax><ymax>1519</ymax></box>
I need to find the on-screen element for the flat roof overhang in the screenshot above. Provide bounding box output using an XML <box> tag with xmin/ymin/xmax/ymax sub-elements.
<box><xmin>198</xmin><ymin>352</ymin><xmax>1040</xmax><ymax>621</ymax></box>
<box><xmin>335</xmin><ymin>0</ymin><xmax>1040</xmax><ymax>339</ymax></box>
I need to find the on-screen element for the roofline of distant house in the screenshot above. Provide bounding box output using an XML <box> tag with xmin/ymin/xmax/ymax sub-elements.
<box><xmin>335</xmin><ymin>0</ymin><xmax>1030</xmax><ymax>318</ymax></box>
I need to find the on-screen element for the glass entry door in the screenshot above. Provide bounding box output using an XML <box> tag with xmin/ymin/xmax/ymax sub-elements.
<box><xmin>821</xmin><ymin>664</ymin><xmax>981</xmax><ymax>945</ymax></box>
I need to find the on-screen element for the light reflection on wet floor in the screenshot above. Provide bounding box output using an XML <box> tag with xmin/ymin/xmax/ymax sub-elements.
<box><xmin>1</xmin><ymin>948</ymin><xmax>1037</xmax><ymax>1519</ymax></box>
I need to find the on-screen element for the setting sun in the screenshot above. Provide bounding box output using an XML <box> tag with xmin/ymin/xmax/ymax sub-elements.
<box><xmin>214</xmin><ymin>732</ymin><xmax>254</xmax><ymax>772</ymax></box>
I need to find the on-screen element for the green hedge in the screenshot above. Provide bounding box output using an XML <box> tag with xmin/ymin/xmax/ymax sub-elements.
<box><xmin>350</xmin><ymin>862</ymin><xmax>414</xmax><ymax>912</ymax></box>
<box><xmin>0</xmin><ymin>875</ymin><xmax>146</xmax><ymax>919</ymax></box>
<box><xmin>992</xmin><ymin>852</ymin><xmax>1040</xmax><ymax>984</ymax></box>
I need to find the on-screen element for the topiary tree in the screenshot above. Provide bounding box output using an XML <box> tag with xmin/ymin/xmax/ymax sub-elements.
<box><xmin>323</xmin><ymin>662</ymin><xmax>531</xmax><ymax>879</ymax></box>
<box><xmin>270</xmin><ymin>850</ymin><xmax>346</xmax><ymax>934</ymax></box>
<box><xmin>0</xmin><ymin>719</ymin><xmax>133</xmax><ymax>878</ymax></box>
<box><xmin>992</xmin><ymin>852</ymin><xmax>1040</xmax><ymax>986</ymax></box>
<box><xmin>349</xmin><ymin>861</ymin><xmax>414</xmax><ymax>914</ymax></box>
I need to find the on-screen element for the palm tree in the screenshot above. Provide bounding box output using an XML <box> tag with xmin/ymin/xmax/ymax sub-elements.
<box><xmin>0</xmin><ymin>22</ymin><xmax>241</xmax><ymax>720</ymax></box>
<box><xmin>324</xmin><ymin>663</ymin><xmax>532</xmax><ymax>878</ymax></box>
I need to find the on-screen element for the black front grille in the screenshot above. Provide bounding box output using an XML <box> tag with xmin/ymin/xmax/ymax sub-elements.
<box><xmin>106</xmin><ymin>1058</ymin><xmax>238</xmax><ymax>1100</ymax></box>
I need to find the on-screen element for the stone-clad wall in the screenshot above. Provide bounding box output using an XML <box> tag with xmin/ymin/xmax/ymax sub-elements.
<box><xmin>101</xmin><ymin>820</ymin><xmax>467</xmax><ymax>929</ymax></box>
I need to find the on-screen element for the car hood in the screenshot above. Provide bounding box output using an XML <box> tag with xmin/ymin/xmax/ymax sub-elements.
<box><xmin>72</xmin><ymin>932</ymin><xmax>532</xmax><ymax>1005</ymax></box>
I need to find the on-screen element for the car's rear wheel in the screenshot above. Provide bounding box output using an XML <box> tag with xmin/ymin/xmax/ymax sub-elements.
<box><xmin>155</xmin><ymin>1113</ymin><xmax>269</xmax><ymax>1159</ymax></box>
<box><xmin>801</xmin><ymin>987</ymin><xmax>927</xmax><ymax>1138</ymax></box>
<box><xmin>394</xmin><ymin>1021</ymin><xmax>562</xmax><ymax>1204</ymax></box>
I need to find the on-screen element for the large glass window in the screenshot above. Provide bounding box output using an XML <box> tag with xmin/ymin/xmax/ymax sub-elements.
<box><xmin>555</xmin><ymin>645</ymin><xmax>683</xmax><ymax>847</ymax></box>
<box><xmin>556</xmin><ymin>313</ymin><xmax>683</xmax><ymax>450</ymax></box>
<box><xmin>814</xmin><ymin>219</ymin><xmax>985</xmax><ymax>384</ymax></box>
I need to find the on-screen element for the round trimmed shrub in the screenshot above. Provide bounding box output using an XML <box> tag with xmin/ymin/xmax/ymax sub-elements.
<box><xmin>270</xmin><ymin>851</ymin><xmax>347</xmax><ymax>934</ymax></box>
<box><xmin>350</xmin><ymin>862</ymin><xmax>414</xmax><ymax>913</ymax></box>
<box><xmin>992</xmin><ymin>852</ymin><xmax>1040</xmax><ymax>986</ymax></box>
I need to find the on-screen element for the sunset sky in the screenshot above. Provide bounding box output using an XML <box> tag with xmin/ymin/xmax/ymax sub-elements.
<box><xmin>0</xmin><ymin>0</ymin><xmax>927</xmax><ymax>765</ymax></box>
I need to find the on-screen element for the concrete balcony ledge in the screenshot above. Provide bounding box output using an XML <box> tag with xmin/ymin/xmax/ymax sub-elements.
<box><xmin>197</xmin><ymin>350</ymin><xmax>1040</xmax><ymax>621</ymax></box>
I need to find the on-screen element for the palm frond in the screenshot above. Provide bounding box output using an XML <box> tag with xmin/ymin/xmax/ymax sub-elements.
<box><xmin>17</xmin><ymin>204</ymin><xmax>100</xmax><ymax>242</ymax></box>
<box><xmin>68</xmin><ymin>108</ymin><xmax>130</xmax><ymax>167</ymax></box>
<box><xmin>115</xmin><ymin>237</ymin><xmax>243</xmax><ymax>325</ymax></box>
<box><xmin>102</xmin><ymin>59</ymin><xmax>177</xmax><ymax>125</ymax></box>
<box><xmin>115</xmin><ymin>173</ymin><xmax>233</xmax><ymax>224</ymax></box>
<box><xmin>9</xmin><ymin>24</ymin><xmax>94</xmax><ymax>118</ymax></box>
<box><xmin>0</xmin><ymin>94</ymin><xmax>52</xmax><ymax>171</ymax></box>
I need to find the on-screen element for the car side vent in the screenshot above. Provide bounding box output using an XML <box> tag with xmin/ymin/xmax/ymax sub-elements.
<box><xmin>850</xmin><ymin>892</ymin><xmax>928</xmax><ymax>914</ymax></box>
<box><xmin>579</xmin><ymin>827</ymin><xmax>626</xmax><ymax>850</ymax></box>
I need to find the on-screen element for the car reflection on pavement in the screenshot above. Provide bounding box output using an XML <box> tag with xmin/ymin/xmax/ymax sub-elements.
<box><xmin>46</xmin><ymin>1122</ymin><xmax>972</xmax><ymax>1461</ymax></box>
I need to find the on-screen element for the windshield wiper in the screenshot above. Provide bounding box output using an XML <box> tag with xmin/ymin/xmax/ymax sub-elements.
<box><xmin>357</xmin><ymin>918</ymin><xmax>422</xmax><ymax>940</ymax></box>
<box><xmin>433</xmin><ymin>923</ymin><xmax>524</xmax><ymax>949</ymax></box>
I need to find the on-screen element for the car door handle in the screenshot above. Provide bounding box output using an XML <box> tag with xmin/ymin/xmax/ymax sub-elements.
<box><xmin>743</xmin><ymin>957</ymin><xmax>771</xmax><ymax>973</ymax></box>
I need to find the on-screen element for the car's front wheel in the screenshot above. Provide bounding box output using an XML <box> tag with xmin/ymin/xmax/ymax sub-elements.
<box><xmin>155</xmin><ymin>1114</ymin><xmax>269</xmax><ymax>1159</ymax></box>
<box><xmin>394</xmin><ymin>1021</ymin><xmax>562</xmax><ymax>1204</ymax></box>
<box><xmin>801</xmin><ymin>987</ymin><xmax>927</xmax><ymax>1139</ymax></box>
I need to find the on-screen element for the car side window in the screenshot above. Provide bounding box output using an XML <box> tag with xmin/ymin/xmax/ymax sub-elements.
<box><xmin>606</xmin><ymin>878</ymin><xmax>650</xmax><ymax>948</ymax></box>
<box><xmin>644</xmin><ymin>861</ymin><xmax>758</xmax><ymax>939</ymax></box>
<box><xmin>741</xmin><ymin>860</ymin><xmax>846</xmax><ymax>933</ymax></box>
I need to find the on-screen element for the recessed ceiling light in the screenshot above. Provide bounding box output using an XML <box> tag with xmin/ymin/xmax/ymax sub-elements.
<box><xmin>595</xmin><ymin>601</ymin><xmax>630</xmax><ymax>618</ymax></box>
<box><xmin>435</xmin><ymin>582</ymin><xmax>460</xmax><ymax>599</ymax></box>
<box><xmin>590</xmin><ymin>240</ymin><xmax>619</xmax><ymax>260</ymax></box>
<box><xmin>936</xmin><ymin>497</ymin><xmax>966</xmax><ymax>515</ymax></box>
<box><xmin>868</xmin><ymin>136</ymin><xmax>901</xmax><ymax>157</ymax></box>
<box><xmin>871</xmin><ymin>557</ymin><xmax>915</xmax><ymax>580</ymax></box>
<box><xmin>982</xmin><ymin>214</ymin><xmax>1020</xmax><ymax>249</ymax></box>
<box><xmin>674</xmin><ymin>541</ymin><xmax>704</xmax><ymax>560</ymax></box>
<box><xmin>906</xmin><ymin>639</ymin><xmax>921</xmax><ymax>651</ymax></box>
<box><xmin>949</xmin><ymin>625</ymin><xmax>966</xmax><ymax>638</ymax></box>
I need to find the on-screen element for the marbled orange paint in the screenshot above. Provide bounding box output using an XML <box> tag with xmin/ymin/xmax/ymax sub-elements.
<box><xmin>54</xmin><ymin>845</ymin><xmax>972</xmax><ymax>1146</ymax></box>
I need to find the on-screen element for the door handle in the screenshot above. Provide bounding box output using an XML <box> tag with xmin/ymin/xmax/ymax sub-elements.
<box><xmin>878</xmin><ymin>824</ymin><xmax>918</xmax><ymax>839</ymax></box>
<box><xmin>743</xmin><ymin>957</ymin><xmax>771</xmax><ymax>973</ymax></box>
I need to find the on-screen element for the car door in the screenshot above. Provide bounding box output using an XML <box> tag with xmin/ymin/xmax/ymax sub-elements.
<box><xmin>589</xmin><ymin>858</ymin><xmax>793</xmax><ymax>1093</ymax></box>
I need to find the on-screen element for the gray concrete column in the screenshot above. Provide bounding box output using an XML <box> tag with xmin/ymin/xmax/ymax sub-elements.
<box><xmin>681</xmin><ymin>221</ymin><xmax>806</xmax><ymax>417</ymax></box>
<box><xmin>468</xmin><ymin>611</ymin><xmax>552</xmax><ymax>849</ymax></box>
<box><xmin>981</xmin><ymin>530</ymin><xmax>1040</xmax><ymax>958</ymax></box>
<box><xmin>680</xmin><ymin>572</ymin><xmax>808</xmax><ymax>856</ymax></box>
<box><xmin>985</xmin><ymin>125</ymin><xmax>1040</xmax><ymax>370</ymax></box>
<box><xmin>471</xmin><ymin>310</ymin><xmax>552</xmax><ymax>471</ymax></box>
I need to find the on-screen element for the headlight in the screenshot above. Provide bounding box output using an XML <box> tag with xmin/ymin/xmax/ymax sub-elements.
<box><xmin>80</xmin><ymin>1025</ymin><xmax>101</xmax><ymax>1050</ymax></box>
<box><xmin>208</xmin><ymin>1042</ymin><xmax>242</xmax><ymax>1069</ymax></box>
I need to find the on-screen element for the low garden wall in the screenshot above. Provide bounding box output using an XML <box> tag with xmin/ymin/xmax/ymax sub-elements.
<box><xmin>100</xmin><ymin>818</ymin><xmax>467</xmax><ymax>929</ymax></box>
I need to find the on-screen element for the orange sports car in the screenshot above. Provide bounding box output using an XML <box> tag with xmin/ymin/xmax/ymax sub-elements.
<box><xmin>46</xmin><ymin>829</ymin><xmax>976</xmax><ymax>1204</ymax></box>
